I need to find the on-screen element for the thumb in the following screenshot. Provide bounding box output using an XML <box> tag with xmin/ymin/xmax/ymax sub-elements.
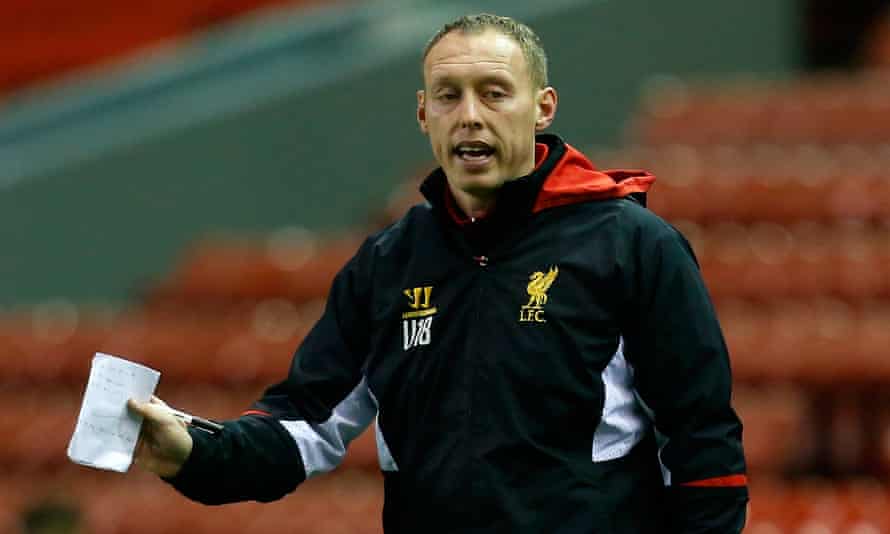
<box><xmin>127</xmin><ymin>397</ymin><xmax>176</xmax><ymax>424</ymax></box>
<box><xmin>127</xmin><ymin>397</ymin><xmax>150</xmax><ymax>417</ymax></box>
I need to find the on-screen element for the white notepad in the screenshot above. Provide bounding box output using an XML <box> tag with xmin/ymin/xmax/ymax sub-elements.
<box><xmin>67</xmin><ymin>353</ymin><xmax>160</xmax><ymax>472</ymax></box>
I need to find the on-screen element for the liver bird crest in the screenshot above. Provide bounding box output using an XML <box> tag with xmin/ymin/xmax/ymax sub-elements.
<box><xmin>525</xmin><ymin>266</ymin><xmax>559</xmax><ymax>308</ymax></box>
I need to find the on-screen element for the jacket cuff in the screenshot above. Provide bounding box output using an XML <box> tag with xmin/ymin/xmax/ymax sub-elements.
<box><xmin>162</xmin><ymin>426</ymin><xmax>218</xmax><ymax>500</ymax></box>
<box><xmin>664</xmin><ymin>484</ymin><xmax>749</xmax><ymax>533</ymax></box>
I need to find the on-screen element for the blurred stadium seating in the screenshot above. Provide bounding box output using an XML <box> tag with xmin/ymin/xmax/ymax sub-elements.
<box><xmin>5</xmin><ymin>5</ymin><xmax>890</xmax><ymax>533</ymax></box>
<box><xmin>0</xmin><ymin>0</ymin><xmax>335</xmax><ymax>97</ymax></box>
<box><xmin>626</xmin><ymin>73</ymin><xmax>890</xmax><ymax>146</ymax></box>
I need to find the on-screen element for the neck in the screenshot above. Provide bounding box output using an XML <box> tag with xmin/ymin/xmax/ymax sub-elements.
<box><xmin>449</xmin><ymin>185</ymin><xmax>497</xmax><ymax>219</ymax></box>
<box><xmin>447</xmin><ymin>155</ymin><xmax>538</xmax><ymax>220</ymax></box>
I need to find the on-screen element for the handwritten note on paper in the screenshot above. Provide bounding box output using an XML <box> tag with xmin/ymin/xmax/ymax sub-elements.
<box><xmin>67</xmin><ymin>353</ymin><xmax>160</xmax><ymax>472</ymax></box>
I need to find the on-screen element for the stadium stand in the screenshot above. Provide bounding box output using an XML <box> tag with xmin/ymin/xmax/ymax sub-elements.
<box><xmin>0</xmin><ymin>0</ymin><xmax>337</xmax><ymax>97</ymax></box>
<box><xmin>589</xmin><ymin>144</ymin><xmax>890</xmax><ymax>223</ymax></box>
<box><xmin>627</xmin><ymin>73</ymin><xmax>890</xmax><ymax>145</ymax></box>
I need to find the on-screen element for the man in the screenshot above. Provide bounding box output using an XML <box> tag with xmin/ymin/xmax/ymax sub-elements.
<box><xmin>129</xmin><ymin>14</ymin><xmax>748</xmax><ymax>533</ymax></box>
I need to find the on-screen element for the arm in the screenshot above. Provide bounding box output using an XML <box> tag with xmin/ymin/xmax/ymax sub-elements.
<box><xmin>620</xmin><ymin>217</ymin><xmax>748</xmax><ymax>533</ymax></box>
<box><xmin>131</xmin><ymin>240</ymin><xmax>376</xmax><ymax>504</ymax></box>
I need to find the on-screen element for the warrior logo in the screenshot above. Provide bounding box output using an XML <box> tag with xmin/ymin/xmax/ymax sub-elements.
<box><xmin>520</xmin><ymin>266</ymin><xmax>558</xmax><ymax>323</ymax></box>
<box><xmin>402</xmin><ymin>286</ymin><xmax>436</xmax><ymax>350</ymax></box>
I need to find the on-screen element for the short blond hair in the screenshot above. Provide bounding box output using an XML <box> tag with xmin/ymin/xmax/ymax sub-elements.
<box><xmin>422</xmin><ymin>13</ymin><xmax>549</xmax><ymax>89</ymax></box>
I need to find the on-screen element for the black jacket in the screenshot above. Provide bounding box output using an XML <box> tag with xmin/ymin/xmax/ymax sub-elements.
<box><xmin>169</xmin><ymin>134</ymin><xmax>748</xmax><ymax>533</ymax></box>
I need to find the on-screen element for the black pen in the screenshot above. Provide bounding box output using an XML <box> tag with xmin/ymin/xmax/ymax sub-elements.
<box><xmin>166</xmin><ymin>407</ymin><xmax>224</xmax><ymax>435</ymax></box>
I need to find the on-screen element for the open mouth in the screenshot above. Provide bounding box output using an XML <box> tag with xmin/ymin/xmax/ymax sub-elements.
<box><xmin>453</xmin><ymin>141</ymin><xmax>495</xmax><ymax>163</ymax></box>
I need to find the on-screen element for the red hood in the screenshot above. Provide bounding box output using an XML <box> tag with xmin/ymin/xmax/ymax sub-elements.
<box><xmin>532</xmin><ymin>142</ymin><xmax>655</xmax><ymax>213</ymax></box>
<box><xmin>441</xmin><ymin>139</ymin><xmax>655</xmax><ymax>225</ymax></box>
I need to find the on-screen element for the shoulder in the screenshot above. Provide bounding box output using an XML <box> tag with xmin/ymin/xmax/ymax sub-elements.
<box><xmin>603</xmin><ymin>198</ymin><xmax>692</xmax><ymax>253</ymax></box>
<box><xmin>612</xmin><ymin>200</ymin><xmax>701</xmax><ymax>271</ymax></box>
<box><xmin>330</xmin><ymin>203</ymin><xmax>435</xmax><ymax>294</ymax></box>
<box><xmin>565</xmin><ymin>198</ymin><xmax>693</xmax><ymax>264</ymax></box>
<box><xmin>617</xmin><ymin>198</ymin><xmax>679</xmax><ymax>237</ymax></box>
<box><xmin>562</xmin><ymin>197</ymin><xmax>682</xmax><ymax>243</ymax></box>
<box><xmin>361</xmin><ymin>202</ymin><xmax>437</xmax><ymax>260</ymax></box>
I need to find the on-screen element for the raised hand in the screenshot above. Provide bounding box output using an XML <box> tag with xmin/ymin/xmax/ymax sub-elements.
<box><xmin>127</xmin><ymin>396</ymin><xmax>193</xmax><ymax>478</ymax></box>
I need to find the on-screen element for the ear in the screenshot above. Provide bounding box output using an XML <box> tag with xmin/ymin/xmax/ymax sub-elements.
<box><xmin>417</xmin><ymin>90</ymin><xmax>428</xmax><ymax>134</ymax></box>
<box><xmin>534</xmin><ymin>87</ymin><xmax>558</xmax><ymax>131</ymax></box>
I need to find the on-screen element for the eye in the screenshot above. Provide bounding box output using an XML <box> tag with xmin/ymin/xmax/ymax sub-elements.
<box><xmin>485</xmin><ymin>89</ymin><xmax>508</xmax><ymax>100</ymax></box>
<box><xmin>436</xmin><ymin>91</ymin><xmax>458</xmax><ymax>102</ymax></box>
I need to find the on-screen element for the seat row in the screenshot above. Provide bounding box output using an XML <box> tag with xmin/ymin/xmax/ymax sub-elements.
<box><xmin>1</xmin><ymin>297</ymin><xmax>889</xmax><ymax>385</ymax></box>
<box><xmin>0</xmin><ymin>0</ymin><xmax>319</xmax><ymax>95</ymax></box>
<box><xmin>718</xmin><ymin>298</ymin><xmax>890</xmax><ymax>383</ymax></box>
<box><xmin>593</xmin><ymin>143</ymin><xmax>890</xmax><ymax>178</ymax></box>
<box><xmin>594</xmin><ymin>145</ymin><xmax>890</xmax><ymax>222</ymax></box>
<box><xmin>748</xmin><ymin>478</ymin><xmax>890</xmax><ymax>533</ymax></box>
<box><xmin>630</xmin><ymin>73</ymin><xmax>890</xmax><ymax>145</ymax></box>
<box><xmin>650</xmin><ymin>180</ymin><xmax>890</xmax><ymax>223</ymax></box>
<box><xmin>0</xmin><ymin>384</ymin><xmax>379</xmax><ymax>472</ymax></box>
<box><xmin>0</xmin><ymin>379</ymin><xmax>884</xmax><ymax>481</ymax></box>
<box><xmin>381</xmin><ymin>160</ymin><xmax>890</xmax><ymax>225</ymax></box>
<box><xmin>145</xmin><ymin>233</ymin><xmax>361</xmax><ymax>307</ymax></box>
<box><xmin>2</xmin><ymin>465</ymin><xmax>889</xmax><ymax>534</ymax></box>
<box><xmin>688</xmin><ymin>222</ymin><xmax>890</xmax><ymax>299</ymax></box>
<box><xmin>156</xmin><ymin>222</ymin><xmax>890</xmax><ymax>310</ymax></box>
<box><xmin>0</xmin><ymin>465</ymin><xmax>384</xmax><ymax>534</ymax></box>
<box><xmin>0</xmin><ymin>304</ymin><xmax>312</xmax><ymax>385</ymax></box>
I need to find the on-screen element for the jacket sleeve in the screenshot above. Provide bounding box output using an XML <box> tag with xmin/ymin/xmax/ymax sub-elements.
<box><xmin>166</xmin><ymin>239</ymin><xmax>377</xmax><ymax>505</ymax></box>
<box><xmin>619</xmin><ymin>214</ymin><xmax>748</xmax><ymax>533</ymax></box>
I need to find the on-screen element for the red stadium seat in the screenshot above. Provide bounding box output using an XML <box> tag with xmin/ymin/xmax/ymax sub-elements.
<box><xmin>734</xmin><ymin>385</ymin><xmax>811</xmax><ymax>475</ymax></box>
<box><xmin>0</xmin><ymin>0</ymin><xmax>326</xmax><ymax>95</ymax></box>
<box><xmin>592</xmin><ymin>145</ymin><xmax>890</xmax><ymax>223</ymax></box>
<box><xmin>146</xmin><ymin>232</ymin><xmax>362</xmax><ymax>306</ymax></box>
<box><xmin>630</xmin><ymin>73</ymin><xmax>890</xmax><ymax>146</ymax></box>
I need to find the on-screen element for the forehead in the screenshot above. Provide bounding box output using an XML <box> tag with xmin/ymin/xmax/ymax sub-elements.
<box><xmin>424</xmin><ymin>30</ymin><xmax>527</xmax><ymax>83</ymax></box>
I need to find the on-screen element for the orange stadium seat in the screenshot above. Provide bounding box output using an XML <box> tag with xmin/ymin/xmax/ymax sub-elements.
<box><xmin>0</xmin><ymin>0</ymin><xmax>328</xmax><ymax>95</ymax></box>
<box><xmin>630</xmin><ymin>74</ymin><xmax>890</xmax><ymax>146</ymax></box>
<box><xmin>716</xmin><ymin>298</ymin><xmax>890</xmax><ymax>384</ymax></box>
<box><xmin>0</xmin><ymin>465</ymin><xmax>383</xmax><ymax>534</ymax></box>
<box><xmin>747</xmin><ymin>479</ymin><xmax>890</xmax><ymax>533</ymax></box>
<box><xmin>696</xmin><ymin>222</ymin><xmax>890</xmax><ymax>300</ymax></box>
<box><xmin>390</xmin><ymin>148</ymin><xmax>890</xmax><ymax>224</ymax></box>
<box><xmin>590</xmin><ymin>145</ymin><xmax>890</xmax><ymax>223</ymax></box>
<box><xmin>0</xmin><ymin>300</ymin><xmax>323</xmax><ymax>385</ymax></box>
<box><xmin>0</xmin><ymin>384</ymin><xmax>378</xmax><ymax>472</ymax></box>
<box><xmin>733</xmin><ymin>385</ymin><xmax>810</xmax><ymax>476</ymax></box>
<box><xmin>12</xmin><ymin>470</ymin><xmax>890</xmax><ymax>533</ymax></box>
<box><xmin>0</xmin><ymin>387</ymin><xmax>80</xmax><ymax>471</ymax></box>
<box><xmin>146</xmin><ymin>233</ymin><xmax>363</xmax><ymax>306</ymax></box>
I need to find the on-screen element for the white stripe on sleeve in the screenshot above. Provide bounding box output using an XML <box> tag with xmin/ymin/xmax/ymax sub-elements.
<box><xmin>591</xmin><ymin>337</ymin><xmax>651</xmax><ymax>462</ymax></box>
<box><xmin>279</xmin><ymin>377</ymin><xmax>376</xmax><ymax>478</ymax></box>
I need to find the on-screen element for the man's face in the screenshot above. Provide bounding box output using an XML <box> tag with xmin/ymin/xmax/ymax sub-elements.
<box><xmin>418</xmin><ymin>30</ymin><xmax>556</xmax><ymax>201</ymax></box>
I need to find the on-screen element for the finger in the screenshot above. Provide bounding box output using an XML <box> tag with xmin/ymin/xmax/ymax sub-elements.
<box><xmin>127</xmin><ymin>398</ymin><xmax>149</xmax><ymax>416</ymax></box>
<box><xmin>149</xmin><ymin>395</ymin><xmax>170</xmax><ymax>407</ymax></box>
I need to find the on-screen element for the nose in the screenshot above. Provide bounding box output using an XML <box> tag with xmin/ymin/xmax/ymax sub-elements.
<box><xmin>457</xmin><ymin>93</ymin><xmax>482</xmax><ymax>130</ymax></box>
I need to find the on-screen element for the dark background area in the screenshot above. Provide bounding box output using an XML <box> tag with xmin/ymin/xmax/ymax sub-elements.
<box><xmin>805</xmin><ymin>0</ymin><xmax>890</xmax><ymax>69</ymax></box>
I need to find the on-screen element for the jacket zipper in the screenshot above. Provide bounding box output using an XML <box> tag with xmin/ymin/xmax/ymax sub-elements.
<box><xmin>464</xmin><ymin>255</ymin><xmax>492</xmax><ymax>506</ymax></box>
